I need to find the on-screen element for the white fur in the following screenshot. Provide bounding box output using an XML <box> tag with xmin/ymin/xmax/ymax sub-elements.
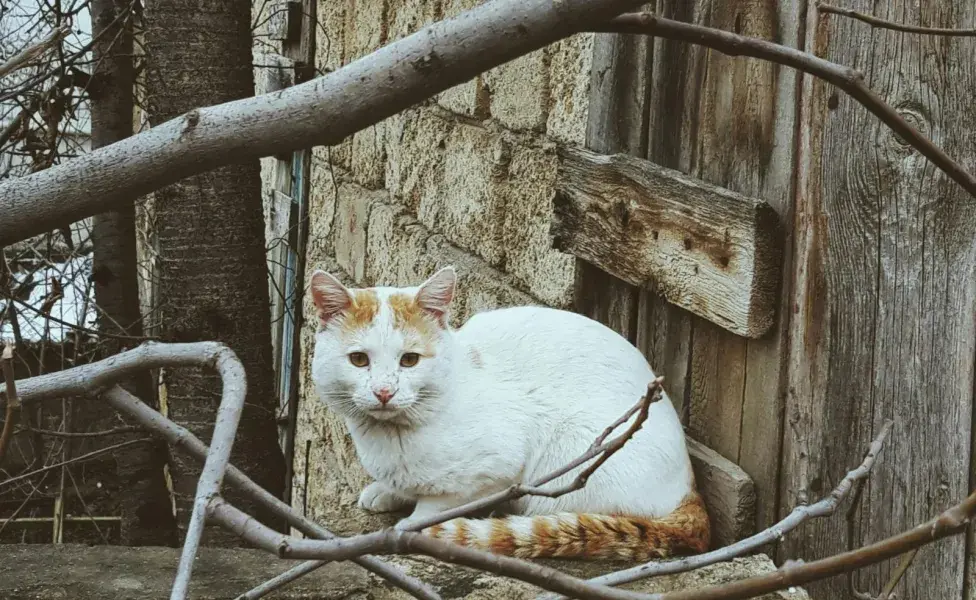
<box><xmin>310</xmin><ymin>268</ymin><xmax>695</xmax><ymax>529</ymax></box>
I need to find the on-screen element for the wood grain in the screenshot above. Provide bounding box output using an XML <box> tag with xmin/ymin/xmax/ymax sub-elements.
<box><xmin>553</xmin><ymin>147</ymin><xmax>783</xmax><ymax>339</ymax></box>
<box><xmin>687</xmin><ymin>436</ymin><xmax>757</xmax><ymax>548</ymax></box>
<box><xmin>640</xmin><ymin>0</ymin><xmax>800</xmax><ymax>534</ymax></box>
<box><xmin>572</xmin><ymin>29</ymin><xmax>653</xmax><ymax>343</ymax></box>
<box><xmin>782</xmin><ymin>2</ymin><xmax>976</xmax><ymax>599</ymax></box>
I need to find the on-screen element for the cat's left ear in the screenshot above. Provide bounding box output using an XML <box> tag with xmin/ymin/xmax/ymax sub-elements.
<box><xmin>416</xmin><ymin>266</ymin><xmax>456</xmax><ymax>325</ymax></box>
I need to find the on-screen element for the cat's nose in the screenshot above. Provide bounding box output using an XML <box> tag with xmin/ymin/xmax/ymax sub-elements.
<box><xmin>373</xmin><ymin>387</ymin><xmax>396</xmax><ymax>405</ymax></box>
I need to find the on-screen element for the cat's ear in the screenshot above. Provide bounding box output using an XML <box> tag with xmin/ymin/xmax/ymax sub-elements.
<box><xmin>416</xmin><ymin>266</ymin><xmax>456</xmax><ymax>325</ymax></box>
<box><xmin>309</xmin><ymin>270</ymin><xmax>353</xmax><ymax>326</ymax></box>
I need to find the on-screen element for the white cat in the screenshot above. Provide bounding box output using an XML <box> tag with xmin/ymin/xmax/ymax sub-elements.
<box><xmin>309</xmin><ymin>266</ymin><xmax>709</xmax><ymax>560</ymax></box>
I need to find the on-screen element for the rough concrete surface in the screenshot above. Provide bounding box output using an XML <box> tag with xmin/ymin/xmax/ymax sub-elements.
<box><xmin>0</xmin><ymin>544</ymin><xmax>809</xmax><ymax>599</ymax></box>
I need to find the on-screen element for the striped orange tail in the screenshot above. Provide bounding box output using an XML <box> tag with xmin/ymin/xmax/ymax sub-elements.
<box><xmin>420</xmin><ymin>492</ymin><xmax>710</xmax><ymax>561</ymax></box>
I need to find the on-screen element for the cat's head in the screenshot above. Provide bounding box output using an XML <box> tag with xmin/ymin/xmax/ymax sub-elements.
<box><xmin>308</xmin><ymin>267</ymin><xmax>457</xmax><ymax>426</ymax></box>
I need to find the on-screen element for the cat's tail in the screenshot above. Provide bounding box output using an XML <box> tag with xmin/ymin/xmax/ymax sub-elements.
<box><xmin>419</xmin><ymin>492</ymin><xmax>710</xmax><ymax>561</ymax></box>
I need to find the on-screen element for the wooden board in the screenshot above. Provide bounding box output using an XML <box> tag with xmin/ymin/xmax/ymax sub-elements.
<box><xmin>639</xmin><ymin>0</ymin><xmax>800</xmax><ymax>535</ymax></box>
<box><xmin>687</xmin><ymin>436</ymin><xmax>756</xmax><ymax>548</ymax></box>
<box><xmin>572</xmin><ymin>30</ymin><xmax>652</xmax><ymax>343</ymax></box>
<box><xmin>553</xmin><ymin>147</ymin><xmax>783</xmax><ymax>339</ymax></box>
<box><xmin>782</xmin><ymin>2</ymin><xmax>976</xmax><ymax>599</ymax></box>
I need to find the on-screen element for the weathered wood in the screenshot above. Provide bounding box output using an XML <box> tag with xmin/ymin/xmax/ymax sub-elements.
<box><xmin>686</xmin><ymin>436</ymin><xmax>756</xmax><ymax>548</ymax></box>
<box><xmin>636</xmin><ymin>1</ymin><xmax>798</xmax><ymax>535</ymax></box>
<box><xmin>553</xmin><ymin>146</ymin><xmax>783</xmax><ymax>339</ymax></box>
<box><xmin>572</xmin><ymin>30</ymin><xmax>653</xmax><ymax>342</ymax></box>
<box><xmin>782</xmin><ymin>2</ymin><xmax>976</xmax><ymax>599</ymax></box>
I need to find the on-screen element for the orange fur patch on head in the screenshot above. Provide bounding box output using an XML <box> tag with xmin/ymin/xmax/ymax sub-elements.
<box><xmin>388</xmin><ymin>293</ymin><xmax>439</xmax><ymax>338</ymax></box>
<box><xmin>341</xmin><ymin>289</ymin><xmax>379</xmax><ymax>331</ymax></box>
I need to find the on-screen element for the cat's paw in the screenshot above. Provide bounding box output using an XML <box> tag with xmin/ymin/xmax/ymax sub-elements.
<box><xmin>358</xmin><ymin>482</ymin><xmax>408</xmax><ymax>513</ymax></box>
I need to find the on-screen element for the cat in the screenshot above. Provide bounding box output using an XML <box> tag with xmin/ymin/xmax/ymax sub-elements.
<box><xmin>309</xmin><ymin>266</ymin><xmax>710</xmax><ymax>561</ymax></box>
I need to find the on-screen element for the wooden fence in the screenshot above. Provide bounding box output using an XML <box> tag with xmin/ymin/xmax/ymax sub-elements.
<box><xmin>560</xmin><ymin>2</ymin><xmax>976</xmax><ymax>599</ymax></box>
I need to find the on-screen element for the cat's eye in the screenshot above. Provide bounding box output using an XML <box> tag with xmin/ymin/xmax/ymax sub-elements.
<box><xmin>399</xmin><ymin>353</ymin><xmax>420</xmax><ymax>368</ymax></box>
<box><xmin>348</xmin><ymin>352</ymin><xmax>370</xmax><ymax>368</ymax></box>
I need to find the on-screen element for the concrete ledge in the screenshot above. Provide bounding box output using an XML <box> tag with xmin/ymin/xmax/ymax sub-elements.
<box><xmin>0</xmin><ymin>544</ymin><xmax>809</xmax><ymax>600</ymax></box>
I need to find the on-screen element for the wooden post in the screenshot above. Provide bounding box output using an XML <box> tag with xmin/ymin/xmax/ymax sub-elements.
<box><xmin>783</xmin><ymin>2</ymin><xmax>976</xmax><ymax>599</ymax></box>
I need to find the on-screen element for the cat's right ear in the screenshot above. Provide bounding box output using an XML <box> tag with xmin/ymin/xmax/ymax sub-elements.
<box><xmin>309</xmin><ymin>270</ymin><xmax>353</xmax><ymax>327</ymax></box>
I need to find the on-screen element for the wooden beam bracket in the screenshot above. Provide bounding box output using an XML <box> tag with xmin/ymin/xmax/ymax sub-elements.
<box><xmin>552</xmin><ymin>146</ymin><xmax>784</xmax><ymax>338</ymax></box>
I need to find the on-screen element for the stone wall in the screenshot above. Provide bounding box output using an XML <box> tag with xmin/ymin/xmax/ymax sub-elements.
<box><xmin>290</xmin><ymin>0</ymin><xmax>594</xmax><ymax>532</ymax></box>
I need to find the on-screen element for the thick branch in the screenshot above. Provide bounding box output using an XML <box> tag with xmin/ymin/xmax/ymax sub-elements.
<box><xmin>817</xmin><ymin>3</ymin><xmax>976</xmax><ymax>36</ymax></box>
<box><xmin>595</xmin><ymin>14</ymin><xmax>976</xmax><ymax>201</ymax></box>
<box><xmin>0</xmin><ymin>0</ymin><xmax>648</xmax><ymax>246</ymax></box>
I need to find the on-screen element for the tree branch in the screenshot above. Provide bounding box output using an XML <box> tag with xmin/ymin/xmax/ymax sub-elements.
<box><xmin>0</xmin><ymin>0</ymin><xmax>648</xmax><ymax>246</ymax></box>
<box><xmin>541</xmin><ymin>421</ymin><xmax>894</xmax><ymax>597</ymax></box>
<box><xmin>817</xmin><ymin>3</ymin><xmax>976</xmax><ymax>36</ymax></box>
<box><xmin>0</xmin><ymin>343</ymin><xmax>19</xmax><ymax>467</ymax></box>
<box><xmin>244</xmin><ymin>379</ymin><xmax>663</xmax><ymax>599</ymax></box>
<box><xmin>0</xmin><ymin>24</ymin><xmax>71</xmax><ymax>79</ymax></box>
<box><xmin>101</xmin><ymin>386</ymin><xmax>441</xmax><ymax>600</ymax></box>
<box><xmin>594</xmin><ymin>14</ymin><xmax>976</xmax><ymax>201</ymax></box>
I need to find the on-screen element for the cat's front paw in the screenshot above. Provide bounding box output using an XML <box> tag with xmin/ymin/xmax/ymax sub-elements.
<box><xmin>358</xmin><ymin>481</ymin><xmax>409</xmax><ymax>513</ymax></box>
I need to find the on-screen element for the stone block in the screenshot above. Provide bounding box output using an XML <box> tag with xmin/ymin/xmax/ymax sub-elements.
<box><xmin>387</xmin><ymin>0</ymin><xmax>439</xmax><ymax>41</ymax></box>
<box><xmin>351</xmin><ymin>121</ymin><xmax>387</xmax><ymax>189</ymax></box>
<box><xmin>366</xmin><ymin>201</ymin><xmax>431</xmax><ymax>286</ymax></box>
<box><xmin>384</xmin><ymin>109</ymin><xmax>452</xmax><ymax>213</ymax></box>
<box><xmin>416</xmin><ymin>120</ymin><xmax>508</xmax><ymax>267</ymax></box>
<box><xmin>546</xmin><ymin>33</ymin><xmax>593</xmax><ymax>145</ymax></box>
<box><xmin>333</xmin><ymin>183</ymin><xmax>388</xmax><ymax>284</ymax></box>
<box><xmin>501</xmin><ymin>138</ymin><xmax>575</xmax><ymax>307</ymax></box>
<box><xmin>315</xmin><ymin>0</ymin><xmax>346</xmax><ymax>71</ymax></box>
<box><xmin>437</xmin><ymin>77</ymin><xmax>488</xmax><ymax>119</ymax></box>
<box><xmin>307</xmin><ymin>148</ymin><xmax>341</xmax><ymax>256</ymax></box>
<box><xmin>345</xmin><ymin>0</ymin><xmax>387</xmax><ymax>61</ymax></box>
<box><xmin>483</xmin><ymin>48</ymin><xmax>549</xmax><ymax>132</ymax></box>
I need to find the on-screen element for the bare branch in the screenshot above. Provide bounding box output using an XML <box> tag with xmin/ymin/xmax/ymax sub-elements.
<box><xmin>251</xmin><ymin>379</ymin><xmax>663</xmax><ymax>599</ymax></box>
<box><xmin>594</xmin><ymin>14</ymin><xmax>976</xmax><ymax>201</ymax></box>
<box><xmin>651</xmin><ymin>489</ymin><xmax>976</xmax><ymax>600</ymax></box>
<box><xmin>0</xmin><ymin>436</ymin><xmax>152</xmax><ymax>490</ymax></box>
<box><xmin>0</xmin><ymin>24</ymin><xmax>71</xmax><ymax>79</ymax></box>
<box><xmin>545</xmin><ymin>421</ymin><xmax>894</xmax><ymax>597</ymax></box>
<box><xmin>101</xmin><ymin>386</ymin><xmax>441</xmax><ymax>600</ymax></box>
<box><xmin>817</xmin><ymin>3</ymin><xmax>976</xmax><ymax>36</ymax></box>
<box><xmin>408</xmin><ymin>378</ymin><xmax>663</xmax><ymax>532</ymax></box>
<box><xmin>0</xmin><ymin>0</ymin><xmax>649</xmax><ymax>246</ymax></box>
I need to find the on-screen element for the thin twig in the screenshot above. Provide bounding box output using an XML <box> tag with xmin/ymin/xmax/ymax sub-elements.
<box><xmin>17</xmin><ymin>425</ymin><xmax>142</xmax><ymax>438</ymax></box>
<box><xmin>0</xmin><ymin>344</ymin><xmax>18</xmax><ymax>467</ymax></box>
<box><xmin>408</xmin><ymin>377</ymin><xmax>663</xmax><ymax>531</ymax></box>
<box><xmin>880</xmin><ymin>548</ymin><xmax>920</xmax><ymax>598</ymax></box>
<box><xmin>0</xmin><ymin>437</ymin><xmax>151</xmax><ymax>490</ymax></box>
<box><xmin>252</xmin><ymin>380</ymin><xmax>663</xmax><ymax>598</ymax></box>
<box><xmin>595</xmin><ymin>14</ymin><xmax>976</xmax><ymax>201</ymax></box>
<box><xmin>0</xmin><ymin>24</ymin><xmax>71</xmax><ymax>79</ymax></box>
<box><xmin>541</xmin><ymin>420</ymin><xmax>894</xmax><ymax>598</ymax></box>
<box><xmin>817</xmin><ymin>3</ymin><xmax>976</xmax><ymax>36</ymax></box>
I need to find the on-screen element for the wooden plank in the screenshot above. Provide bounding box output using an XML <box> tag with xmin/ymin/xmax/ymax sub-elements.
<box><xmin>553</xmin><ymin>147</ymin><xmax>783</xmax><ymax>339</ymax></box>
<box><xmin>640</xmin><ymin>0</ymin><xmax>799</xmax><ymax>533</ymax></box>
<box><xmin>573</xmin><ymin>30</ymin><xmax>652</xmax><ymax>342</ymax></box>
<box><xmin>686</xmin><ymin>436</ymin><xmax>756</xmax><ymax>548</ymax></box>
<box><xmin>782</xmin><ymin>2</ymin><xmax>976</xmax><ymax>599</ymax></box>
